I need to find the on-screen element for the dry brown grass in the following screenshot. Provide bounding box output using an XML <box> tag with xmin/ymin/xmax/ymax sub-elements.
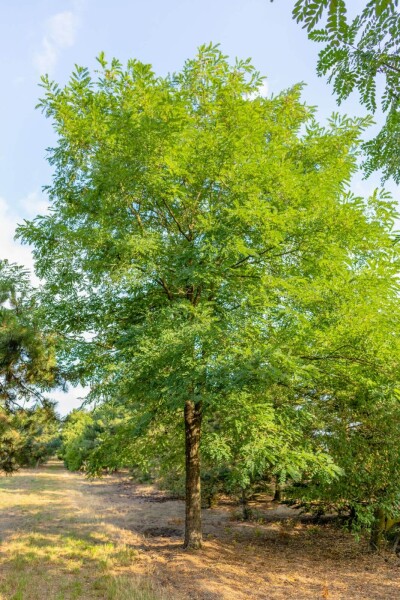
<box><xmin>0</xmin><ymin>463</ymin><xmax>171</xmax><ymax>599</ymax></box>
<box><xmin>0</xmin><ymin>463</ymin><xmax>400</xmax><ymax>599</ymax></box>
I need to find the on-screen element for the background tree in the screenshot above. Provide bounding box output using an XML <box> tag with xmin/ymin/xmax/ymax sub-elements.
<box><xmin>0</xmin><ymin>260</ymin><xmax>61</xmax><ymax>472</ymax></box>
<box><xmin>0</xmin><ymin>402</ymin><xmax>60</xmax><ymax>472</ymax></box>
<box><xmin>0</xmin><ymin>260</ymin><xmax>58</xmax><ymax>407</ymax></box>
<box><xmin>0</xmin><ymin>408</ymin><xmax>22</xmax><ymax>473</ymax></box>
<box><xmin>286</xmin><ymin>305</ymin><xmax>400</xmax><ymax>549</ymax></box>
<box><xmin>60</xmin><ymin>409</ymin><xmax>95</xmax><ymax>471</ymax></box>
<box><xmin>19</xmin><ymin>44</ymin><xmax>400</xmax><ymax>548</ymax></box>
<box><xmin>14</xmin><ymin>401</ymin><xmax>61</xmax><ymax>468</ymax></box>
<box><xmin>289</xmin><ymin>0</ymin><xmax>400</xmax><ymax>181</ymax></box>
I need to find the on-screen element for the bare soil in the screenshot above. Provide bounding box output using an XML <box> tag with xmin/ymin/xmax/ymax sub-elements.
<box><xmin>1</xmin><ymin>462</ymin><xmax>399</xmax><ymax>599</ymax></box>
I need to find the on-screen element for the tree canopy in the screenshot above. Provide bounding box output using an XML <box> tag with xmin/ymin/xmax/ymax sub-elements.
<box><xmin>18</xmin><ymin>44</ymin><xmax>400</xmax><ymax>547</ymax></box>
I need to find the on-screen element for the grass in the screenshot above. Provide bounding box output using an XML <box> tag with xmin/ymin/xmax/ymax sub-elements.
<box><xmin>0</xmin><ymin>464</ymin><xmax>171</xmax><ymax>600</ymax></box>
<box><xmin>2</xmin><ymin>464</ymin><xmax>400</xmax><ymax>600</ymax></box>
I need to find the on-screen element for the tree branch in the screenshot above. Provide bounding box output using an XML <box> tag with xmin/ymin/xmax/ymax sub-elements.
<box><xmin>162</xmin><ymin>199</ymin><xmax>191</xmax><ymax>241</ymax></box>
<box><xmin>156</xmin><ymin>277</ymin><xmax>173</xmax><ymax>300</ymax></box>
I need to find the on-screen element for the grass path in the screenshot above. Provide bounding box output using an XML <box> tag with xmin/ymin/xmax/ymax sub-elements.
<box><xmin>0</xmin><ymin>462</ymin><xmax>167</xmax><ymax>600</ymax></box>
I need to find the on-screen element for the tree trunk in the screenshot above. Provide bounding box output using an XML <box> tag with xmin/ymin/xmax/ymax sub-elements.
<box><xmin>183</xmin><ymin>399</ymin><xmax>203</xmax><ymax>549</ymax></box>
<box><xmin>348</xmin><ymin>505</ymin><xmax>357</xmax><ymax>531</ymax></box>
<box><xmin>273</xmin><ymin>478</ymin><xmax>282</xmax><ymax>502</ymax></box>
<box><xmin>241</xmin><ymin>488</ymin><xmax>251</xmax><ymax>520</ymax></box>
<box><xmin>370</xmin><ymin>507</ymin><xmax>386</xmax><ymax>551</ymax></box>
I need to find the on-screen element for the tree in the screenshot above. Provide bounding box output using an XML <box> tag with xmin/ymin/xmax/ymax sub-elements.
<box><xmin>18</xmin><ymin>44</ymin><xmax>400</xmax><ymax>548</ymax></box>
<box><xmin>0</xmin><ymin>260</ymin><xmax>60</xmax><ymax>472</ymax></box>
<box><xmin>0</xmin><ymin>260</ymin><xmax>58</xmax><ymax>407</ymax></box>
<box><xmin>286</xmin><ymin>387</ymin><xmax>400</xmax><ymax>549</ymax></box>
<box><xmin>0</xmin><ymin>402</ymin><xmax>60</xmax><ymax>472</ymax></box>
<box><xmin>14</xmin><ymin>401</ymin><xmax>61</xmax><ymax>467</ymax></box>
<box><xmin>60</xmin><ymin>409</ymin><xmax>95</xmax><ymax>471</ymax></box>
<box><xmin>285</xmin><ymin>324</ymin><xmax>400</xmax><ymax>549</ymax></box>
<box><xmin>290</xmin><ymin>0</ymin><xmax>400</xmax><ymax>181</ymax></box>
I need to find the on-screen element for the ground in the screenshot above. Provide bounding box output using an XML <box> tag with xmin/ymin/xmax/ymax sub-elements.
<box><xmin>0</xmin><ymin>463</ymin><xmax>398</xmax><ymax>599</ymax></box>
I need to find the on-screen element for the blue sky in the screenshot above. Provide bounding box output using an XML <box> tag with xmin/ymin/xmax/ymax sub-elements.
<box><xmin>1</xmin><ymin>0</ymin><xmax>397</xmax><ymax>413</ymax></box>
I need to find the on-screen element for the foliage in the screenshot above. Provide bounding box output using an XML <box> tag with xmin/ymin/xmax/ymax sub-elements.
<box><xmin>0</xmin><ymin>408</ymin><xmax>22</xmax><ymax>473</ymax></box>
<box><xmin>286</xmin><ymin>380</ymin><xmax>400</xmax><ymax>540</ymax></box>
<box><xmin>0</xmin><ymin>260</ymin><xmax>61</xmax><ymax>472</ymax></box>
<box><xmin>282</xmin><ymin>239</ymin><xmax>400</xmax><ymax>542</ymax></box>
<box><xmin>60</xmin><ymin>409</ymin><xmax>95</xmax><ymax>471</ymax></box>
<box><xmin>291</xmin><ymin>0</ymin><xmax>400</xmax><ymax>181</ymax></box>
<box><xmin>17</xmin><ymin>45</ymin><xmax>400</xmax><ymax>542</ymax></box>
<box><xmin>13</xmin><ymin>401</ymin><xmax>61</xmax><ymax>467</ymax></box>
<box><xmin>0</xmin><ymin>402</ymin><xmax>60</xmax><ymax>471</ymax></box>
<box><xmin>0</xmin><ymin>260</ymin><xmax>58</xmax><ymax>406</ymax></box>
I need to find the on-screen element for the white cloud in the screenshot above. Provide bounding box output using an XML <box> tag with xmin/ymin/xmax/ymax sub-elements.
<box><xmin>49</xmin><ymin>12</ymin><xmax>78</xmax><ymax>47</ymax></box>
<box><xmin>0</xmin><ymin>196</ymin><xmax>34</xmax><ymax>272</ymax></box>
<box><xmin>0</xmin><ymin>190</ymin><xmax>49</xmax><ymax>280</ymax></box>
<box><xmin>34</xmin><ymin>10</ymin><xmax>80</xmax><ymax>74</ymax></box>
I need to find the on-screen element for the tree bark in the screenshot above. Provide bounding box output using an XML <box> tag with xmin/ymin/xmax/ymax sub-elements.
<box><xmin>273</xmin><ymin>478</ymin><xmax>282</xmax><ymax>502</ymax></box>
<box><xmin>348</xmin><ymin>505</ymin><xmax>357</xmax><ymax>531</ymax></box>
<box><xmin>370</xmin><ymin>507</ymin><xmax>386</xmax><ymax>551</ymax></box>
<box><xmin>183</xmin><ymin>399</ymin><xmax>203</xmax><ymax>549</ymax></box>
<box><xmin>241</xmin><ymin>488</ymin><xmax>251</xmax><ymax>520</ymax></box>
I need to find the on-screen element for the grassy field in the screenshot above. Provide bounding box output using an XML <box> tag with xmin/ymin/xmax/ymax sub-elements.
<box><xmin>0</xmin><ymin>463</ymin><xmax>399</xmax><ymax>599</ymax></box>
<box><xmin>0</xmin><ymin>462</ymin><xmax>168</xmax><ymax>600</ymax></box>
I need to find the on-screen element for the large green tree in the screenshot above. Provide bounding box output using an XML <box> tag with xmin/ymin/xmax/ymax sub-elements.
<box><xmin>290</xmin><ymin>0</ymin><xmax>400</xmax><ymax>181</ymax></box>
<box><xmin>19</xmin><ymin>45</ymin><xmax>400</xmax><ymax>548</ymax></box>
